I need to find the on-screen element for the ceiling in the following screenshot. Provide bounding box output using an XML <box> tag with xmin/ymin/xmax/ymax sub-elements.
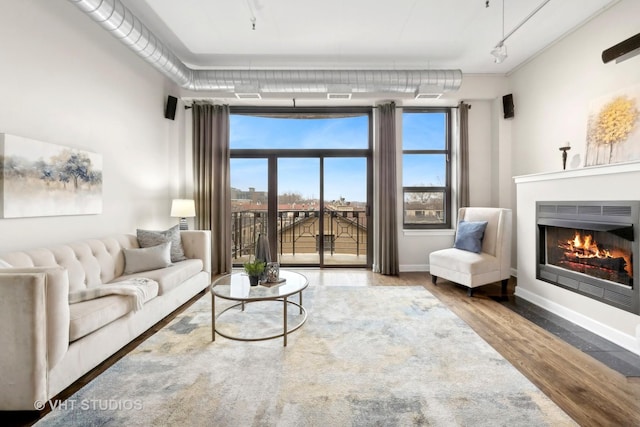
<box><xmin>119</xmin><ymin>0</ymin><xmax>617</xmax><ymax>75</ymax></box>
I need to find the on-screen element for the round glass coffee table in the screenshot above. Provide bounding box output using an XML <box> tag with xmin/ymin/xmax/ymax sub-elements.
<box><xmin>210</xmin><ymin>270</ymin><xmax>308</xmax><ymax>346</ymax></box>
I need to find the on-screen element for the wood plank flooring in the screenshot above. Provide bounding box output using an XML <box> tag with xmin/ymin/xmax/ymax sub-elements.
<box><xmin>419</xmin><ymin>273</ymin><xmax>640</xmax><ymax>427</ymax></box>
<box><xmin>4</xmin><ymin>269</ymin><xmax>640</xmax><ymax>426</ymax></box>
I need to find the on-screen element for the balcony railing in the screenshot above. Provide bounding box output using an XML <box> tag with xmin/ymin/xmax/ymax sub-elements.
<box><xmin>232</xmin><ymin>208</ymin><xmax>367</xmax><ymax>263</ymax></box>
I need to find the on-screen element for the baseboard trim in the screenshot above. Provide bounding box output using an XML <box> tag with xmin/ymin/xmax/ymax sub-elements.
<box><xmin>514</xmin><ymin>287</ymin><xmax>640</xmax><ymax>356</ymax></box>
<box><xmin>402</xmin><ymin>265</ymin><xmax>519</xmax><ymax>276</ymax></box>
<box><xmin>400</xmin><ymin>264</ymin><xmax>429</xmax><ymax>272</ymax></box>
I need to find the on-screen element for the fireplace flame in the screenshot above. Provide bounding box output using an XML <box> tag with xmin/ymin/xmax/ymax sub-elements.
<box><xmin>563</xmin><ymin>231</ymin><xmax>632</xmax><ymax>276</ymax></box>
<box><xmin>569</xmin><ymin>232</ymin><xmax>612</xmax><ymax>259</ymax></box>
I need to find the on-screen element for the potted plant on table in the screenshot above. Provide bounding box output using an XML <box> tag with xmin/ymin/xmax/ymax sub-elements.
<box><xmin>243</xmin><ymin>259</ymin><xmax>266</xmax><ymax>286</ymax></box>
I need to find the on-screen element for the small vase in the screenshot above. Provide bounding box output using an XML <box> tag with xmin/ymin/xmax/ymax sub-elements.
<box><xmin>249</xmin><ymin>275</ymin><xmax>260</xmax><ymax>286</ymax></box>
<box><xmin>266</xmin><ymin>262</ymin><xmax>280</xmax><ymax>282</ymax></box>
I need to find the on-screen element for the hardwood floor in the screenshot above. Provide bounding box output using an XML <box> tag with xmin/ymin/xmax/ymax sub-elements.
<box><xmin>419</xmin><ymin>273</ymin><xmax>640</xmax><ymax>427</ymax></box>
<box><xmin>4</xmin><ymin>269</ymin><xmax>640</xmax><ymax>426</ymax></box>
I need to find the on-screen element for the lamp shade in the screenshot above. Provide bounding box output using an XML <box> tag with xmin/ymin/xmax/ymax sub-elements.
<box><xmin>170</xmin><ymin>199</ymin><xmax>196</xmax><ymax>218</ymax></box>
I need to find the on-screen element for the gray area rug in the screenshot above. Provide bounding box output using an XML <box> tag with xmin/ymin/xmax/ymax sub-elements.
<box><xmin>37</xmin><ymin>285</ymin><xmax>575</xmax><ymax>426</ymax></box>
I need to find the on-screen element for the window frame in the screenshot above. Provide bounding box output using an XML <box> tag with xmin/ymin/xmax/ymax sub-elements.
<box><xmin>229</xmin><ymin>107</ymin><xmax>374</xmax><ymax>268</ymax></box>
<box><xmin>401</xmin><ymin>108</ymin><xmax>452</xmax><ymax>230</ymax></box>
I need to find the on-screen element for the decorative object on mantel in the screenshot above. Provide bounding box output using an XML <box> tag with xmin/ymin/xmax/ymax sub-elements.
<box><xmin>559</xmin><ymin>142</ymin><xmax>571</xmax><ymax>170</ymax></box>
<box><xmin>170</xmin><ymin>199</ymin><xmax>196</xmax><ymax>230</ymax></box>
<box><xmin>0</xmin><ymin>133</ymin><xmax>102</xmax><ymax>218</ymax></box>
<box><xmin>585</xmin><ymin>85</ymin><xmax>640</xmax><ymax>167</ymax></box>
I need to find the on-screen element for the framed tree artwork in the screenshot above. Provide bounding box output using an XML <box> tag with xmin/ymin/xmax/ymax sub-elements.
<box><xmin>585</xmin><ymin>85</ymin><xmax>640</xmax><ymax>166</ymax></box>
<box><xmin>0</xmin><ymin>133</ymin><xmax>102</xmax><ymax>218</ymax></box>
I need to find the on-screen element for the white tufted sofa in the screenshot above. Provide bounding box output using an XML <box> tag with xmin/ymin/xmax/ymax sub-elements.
<box><xmin>0</xmin><ymin>230</ymin><xmax>211</xmax><ymax>410</ymax></box>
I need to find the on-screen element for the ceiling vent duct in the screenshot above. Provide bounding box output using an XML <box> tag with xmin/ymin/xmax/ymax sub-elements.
<box><xmin>235</xmin><ymin>93</ymin><xmax>262</xmax><ymax>100</ymax></box>
<box><xmin>234</xmin><ymin>85</ymin><xmax>262</xmax><ymax>100</ymax></box>
<box><xmin>68</xmin><ymin>0</ymin><xmax>463</xmax><ymax>96</ymax></box>
<box><xmin>415</xmin><ymin>85</ymin><xmax>444</xmax><ymax>100</ymax></box>
<box><xmin>328</xmin><ymin>93</ymin><xmax>352</xmax><ymax>100</ymax></box>
<box><xmin>327</xmin><ymin>85</ymin><xmax>352</xmax><ymax>100</ymax></box>
<box><xmin>415</xmin><ymin>93</ymin><xmax>442</xmax><ymax>100</ymax></box>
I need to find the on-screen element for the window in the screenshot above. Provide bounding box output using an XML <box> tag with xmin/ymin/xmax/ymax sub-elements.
<box><xmin>402</xmin><ymin>109</ymin><xmax>451</xmax><ymax>229</ymax></box>
<box><xmin>229</xmin><ymin>108</ymin><xmax>372</xmax><ymax>268</ymax></box>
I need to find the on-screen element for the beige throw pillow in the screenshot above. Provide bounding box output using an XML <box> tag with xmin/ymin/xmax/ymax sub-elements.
<box><xmin>137</xmin><ymin>225</ymin><xmax>187</xmax><ymax>262</ymax></box>
<box><xmin>123</xmin><ymin>242</ymin><xmax>172</xmax><ymax>274</ymax></box>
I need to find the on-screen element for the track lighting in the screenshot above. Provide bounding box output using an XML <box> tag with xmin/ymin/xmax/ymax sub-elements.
<box><xmin>491</xmin><ymin>43</ymin><xmax>508</xmax><ymax>63</ymax></box>
<box><xmin>490</xmin><ymin>0</ymin><xmax>551</xmax><ymax>65</ymax></box>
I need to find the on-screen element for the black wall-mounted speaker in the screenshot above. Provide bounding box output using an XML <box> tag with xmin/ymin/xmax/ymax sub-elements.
<box><xmin>602</xmin><ymin>32</ymin><xmax>640</xmax><ymax>64</ymax></box>
<box><xmin>502</xmin><ymin>93</ymin><xmax>514</xmax><ymax>119</ymax></box>
<box><xmin>164</xmin><ymin>95</ymin><xmax>177</xmax><ymax>120</ymax></box>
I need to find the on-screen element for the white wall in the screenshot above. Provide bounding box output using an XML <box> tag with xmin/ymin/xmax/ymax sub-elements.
<box><xmin>507</xmin><ymin>0</ymin><xmax>640</xmax><ymax>278</ymax></box>
<box><xmin>509</xmin><ymin>0</ymin><xmax>640</xmax><ymax>177</ymax></box>
<box><xmin>509</xmin><ymin>0</ymin><xmax>640</xmax><ymax>352</ymax></box>
<box><xmin>0</xmin><ymin>1</ymin><xmax>183</xmax><ymax>253</ymax></box>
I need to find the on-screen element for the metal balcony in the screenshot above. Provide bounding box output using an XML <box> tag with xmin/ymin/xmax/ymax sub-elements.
<box><xmin>231</xmin><ymin>208</ymin><xmax>367</xmax><ymax>265</ymax></box>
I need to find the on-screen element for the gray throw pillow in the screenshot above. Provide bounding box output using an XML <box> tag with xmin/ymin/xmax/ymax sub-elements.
<box><xmin>0</xmin><ymin>259</ymin><xmax>12</xmax><ymax>268</ymax></box>
<box><xmin>123</xmin><ymin>242</ymin><xmax>172</xmax><ymax>274</ymax></box>
<box><xmin>453</xmin><ymin>220</ymin><xmax>488</xmax><ymax>253</ymax></box>
<box><xmin>137</xmin><ymin>225</ymin><xmax>187</xmax><ymax>262</ymax></box>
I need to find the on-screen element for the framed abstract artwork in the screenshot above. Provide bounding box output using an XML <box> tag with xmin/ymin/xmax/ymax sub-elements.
<box><xmin>0</xmin><ymin>133</ymin><xmax>102</xmax><ymax>218</ymax></box>
<box><xmin>585</xmin><ymin>85</ymin><xmax>640</xmax><ymax>167</ymax></box>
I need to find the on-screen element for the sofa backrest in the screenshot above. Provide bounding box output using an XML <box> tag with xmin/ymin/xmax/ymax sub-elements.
<box><xmin>0</xmin><ymin>235</ymin><xmax>138</xmax><ymax>292</ymax></box>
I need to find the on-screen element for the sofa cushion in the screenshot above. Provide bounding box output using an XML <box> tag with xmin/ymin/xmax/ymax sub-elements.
<box><xmin>123</xmin><ymin>242</ymin><xmax>171</xmax><ymax>275</ymax></box>
<box><xmin>429</xmin><ymin>248</ymin><xmax>499</xmax><ymax>275</ymax></box>
<box><xmin>113</xmin><ymin>259</ymin><xmax>203</xmax><ymax>295</ymax></box>
<box><xmin>69</xmin><ymin>296</ymin><xmax>130</xmax><ymax>342</ymax></box>
<box><xmin>137</xmin><ymin>225</ymin><xmax>187</xmax><ymax>263</ymax></box>
<box><xmin>68</xmin><ymin>281</ymin><xmax>159</xmax><ymax>342</ymax></box>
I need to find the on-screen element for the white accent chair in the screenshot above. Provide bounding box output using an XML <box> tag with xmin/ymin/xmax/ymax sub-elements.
<box><xmin>429</xmin><ymin>207</ymin><xmax>512</xmax><ymax>297</ymax></box>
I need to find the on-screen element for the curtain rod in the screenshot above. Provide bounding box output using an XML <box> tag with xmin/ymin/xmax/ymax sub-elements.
<box><xmin>185</xmin><ymin>103</ymin><xmax>468</xmax><ymax>110</ymax></box>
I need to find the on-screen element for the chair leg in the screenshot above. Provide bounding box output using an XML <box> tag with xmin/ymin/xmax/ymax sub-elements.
<box><xmin>501</xmin><ymin>279</ymin><xmax>509</xmax><ymax>295</ymax></box>
<box><xmin>431</xmin><ymin>275</ymin><xmax>437</xmax><ymax>285</ymax></box>
<box><xmin>467</xmin><ymin>287</ymin><xmax>474</xmax><ymax>297</ymax></box>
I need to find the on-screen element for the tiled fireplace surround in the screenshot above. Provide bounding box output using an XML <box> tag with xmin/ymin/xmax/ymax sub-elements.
<box><xmin>515</xmin><ymin>163</ymin><xmax>640</xmax><ymax>356</ymax></box>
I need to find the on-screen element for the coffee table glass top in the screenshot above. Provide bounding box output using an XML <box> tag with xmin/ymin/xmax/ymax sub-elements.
<box><xmin>211</xmin><ymin>270</ymin><xmax>308</xmax><ymax>301</ymax></box>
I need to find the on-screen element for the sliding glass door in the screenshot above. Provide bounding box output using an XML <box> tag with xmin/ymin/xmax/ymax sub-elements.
<box><xmin>277</xmin><ymin>158</ymin><xmax>320</xmax><ymax>265</ymax></box>
<box><xmin>230</xmin><ymin>109</ymin><xmax>372</xmax><ymax>268</ymax></box>
<box><xmin>322</xmin><ymin>157</ymin><xmax>368</xmax><ymax>266</ymax></box>
<box><xmin>230</xmin><ymin>158</ymin><xmax>268</xmax><ymax>264</ymax></box>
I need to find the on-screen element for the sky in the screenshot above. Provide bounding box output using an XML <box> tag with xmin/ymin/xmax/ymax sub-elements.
<box><xmin>229</xmin><ymin>112</ymin><xmax>446</xmax><ymax>203</ymax></box>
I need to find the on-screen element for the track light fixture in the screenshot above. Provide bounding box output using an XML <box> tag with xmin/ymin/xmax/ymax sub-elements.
<box><xmin>490</xmin><ymin>0</ymin><xmax>551</xmax><ymax>65</ymax></box>
<box><xmin>491</xmin><ymin>43</ymin><xmax>508</xmax><ymax>63</ymax></box>
<box><xmin>491</xmin><ymin>0</ymin><xmax>507</xmax><ymax>63</ymax></box>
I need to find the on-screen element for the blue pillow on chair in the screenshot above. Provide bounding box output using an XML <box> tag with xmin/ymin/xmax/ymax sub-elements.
<box><xmin>454</xmin><ymin>220</ymin><xmax>488</xmax><ymax>253</ymax></box>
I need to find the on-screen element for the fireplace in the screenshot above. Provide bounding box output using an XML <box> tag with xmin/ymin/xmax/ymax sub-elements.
<box><xmin>536</xmin><ymin>201</ymin><xmax>640</xmax><ymax>315</ymax></box>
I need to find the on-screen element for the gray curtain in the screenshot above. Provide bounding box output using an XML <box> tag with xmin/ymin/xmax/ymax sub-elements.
<box><xmin>374</xmin><ymin>102</ymin><xmax>399</xmax><ymax>275</ymax></box>
<box><xmin>458</xmin><ymin>101</ymin><xmax>471</xmax><ymax>209</ymax></box>
<box><xmin>192</xmin><ymin>103</ymin><xmax>232</xmax><ymax>275</ymax></box>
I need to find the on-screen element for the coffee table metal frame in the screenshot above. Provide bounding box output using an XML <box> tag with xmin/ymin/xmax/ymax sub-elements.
<box><xmin>211</xmin><ymin>270</ymin><xmax>308</xmax><ymax>346</ymax></box>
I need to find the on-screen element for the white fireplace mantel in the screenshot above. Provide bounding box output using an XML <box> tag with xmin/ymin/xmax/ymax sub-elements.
<box><xmin>514</xmin><ymin>161</ymin><xmax>640</xmax><ymax>184</ymax></box>
<box><xmin>514</xmin><ymin>162</ymin><xmax>640</xmax><ymax>355</ymax></box>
